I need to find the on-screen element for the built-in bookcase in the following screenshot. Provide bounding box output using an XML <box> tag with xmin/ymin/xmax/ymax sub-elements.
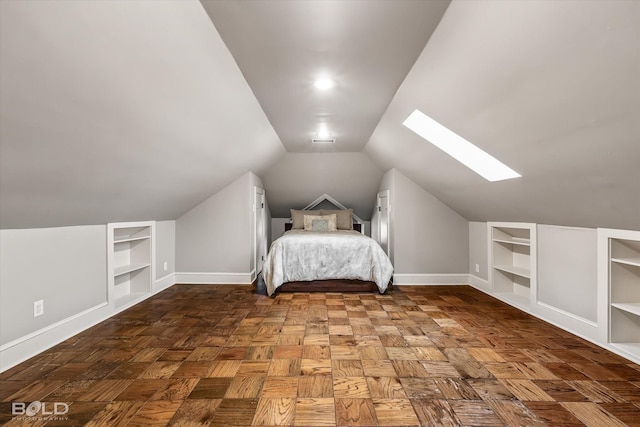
<box><xmin>489</xmin><ymin>222</ymin><xmax>536</xmax><ymax>310</ymax></box>
<box><xmin>107</xmin><ymin>221</ymin><xmax>155</xmax><ymax>309</ymax></box>
<box><xmin>602</xmin><ymin>229</ymin><xmax>640</xmax><ymax>359</ymax></box>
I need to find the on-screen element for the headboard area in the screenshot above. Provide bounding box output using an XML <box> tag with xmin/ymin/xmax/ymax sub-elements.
<box><xmin>285</xmin><ymin>222</ymin><xmax>362</xmax><ymax>232</ymax></box>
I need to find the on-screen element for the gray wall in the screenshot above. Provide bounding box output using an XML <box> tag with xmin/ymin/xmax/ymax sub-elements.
<box><xmin>469</xmin><ymin>222</ymin><xmax>488</xmax><ymax>280</ymax></box>
<box><xmin>0</xmin><ymin>225</ymin><xmax>107</xmax><ymax>344</ymax></box>
<box><xmin>391</xmin><ymin>169</ymin><xmax>469</xmax><ymax>274</ymax></box>
<box><xmin>155</xmin><ymin>220</ymin><xmax>176</xmax><ymax>279</ymax></box>
<box><xmin>537</xmin><ymin>224</ymin><xmax>598</xmax><ymax>322</ymax></box>
<box><xmin>263</xmin><ymin>152</ymin><xmax>383</xmax><ymax>220</ymax></box>
<box><xmin>176</xmin><ymin>172</ymin><xmax>253</xmax><ymax>273</ymax></box>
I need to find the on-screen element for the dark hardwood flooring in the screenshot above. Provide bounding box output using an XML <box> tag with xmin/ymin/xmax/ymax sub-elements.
<box><xmin>1</xmin><ymin>284</ymin><xmax>639</xmax><ymax>426</ymax></box>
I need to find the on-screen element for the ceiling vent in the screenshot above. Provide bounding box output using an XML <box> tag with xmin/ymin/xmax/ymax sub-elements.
<box><xmin>311</xmin><ymin>137</ymin><xmax>336</xmax><ymax>144</ymax></box>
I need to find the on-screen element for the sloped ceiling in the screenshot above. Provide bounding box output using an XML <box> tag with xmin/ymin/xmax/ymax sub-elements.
<box><xmin>0</xmin><ymin>0</ymin><xmax>284</xmax><ymax>229</ymax></box>
<box><xmin>200</xmin><ymin>0</ymin><xmax>449</xmax><ymax>153</ymax></box>
<box><xmin>366</xmin><ymin>0</ymin><xmax>640</xmax><ymax>230</ymax></box>
<box><xmin>262</xmin><ymin>152</ymin><xmax>383</xmax><ymax>219</ymax></box>
<box><xmin>1</xmin><ymin>1</ymin><xmax>638</xmax><ymax>230</ymax></box>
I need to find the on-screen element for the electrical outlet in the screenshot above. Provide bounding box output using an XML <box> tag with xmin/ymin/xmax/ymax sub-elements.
<box><xmin>475</xmin><ymin>264</ymin><xmax>480</xmax><ymax>273</ymax></box>
<box><xmin>163</xmin><ymin>261</ymin><xmax>168</xmax><ymax>271</ymax></box>
<box><xmin>34</xmin><ymin>300</ymin><xmax>44</xmax><ymax>317</ymax></box>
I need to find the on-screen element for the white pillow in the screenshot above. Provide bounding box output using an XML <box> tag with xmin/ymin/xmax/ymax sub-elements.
<box><xmin>303</xmin><ymin>214</ymin><xmax>337</xmax><ymax>232</ymax></box>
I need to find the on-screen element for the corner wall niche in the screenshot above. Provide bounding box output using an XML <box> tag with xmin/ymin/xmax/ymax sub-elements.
<box><xmin>107</xmin><ymin>221</ymin><xmax>155</xmax><ymax>309</ymax></box>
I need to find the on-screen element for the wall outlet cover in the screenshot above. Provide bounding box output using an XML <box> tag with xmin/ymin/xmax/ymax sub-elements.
<box><xmin>475</xmin><ymin>264</ymin><xmax>480</xmax><ymax>273</ymax></box>
<box><xmin>34</xmin><ymin>300</ymin><xmax>44</xmax><ymax>317</ymax></box>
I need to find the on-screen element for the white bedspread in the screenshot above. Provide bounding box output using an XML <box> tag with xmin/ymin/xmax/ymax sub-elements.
<box><xmin>263</xmin><ymin>230</ymin><xmax>393</xmax><ymax>296</ymax></box>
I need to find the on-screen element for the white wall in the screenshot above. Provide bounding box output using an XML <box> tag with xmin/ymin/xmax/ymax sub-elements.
<box><xmin>0</xmin><ymin>225</ymin><xmax>107</xmax><ymax>344</ymax></box>
<box><xmin>385</xmin><ymin>169</ymin><xmax>469</xmax><ymax>281</ymax></box>
<box><xmin>537</xmin><ymin>225</ymin><xmax>597</xmax><ymax>323</ymax></box>
<box><xmin>175</xmin><ymin>172</ymin><xmax>259</xmax><ymax>282</ymax></box>
<box><xmin>469</xmin><ymin>221</ymin><xmax>488</xmax><ymax>284</ymax></box>
<box><xmin>155</xmin><ymin>220</ymin><xmax>176</xmax><ymax>280</ymax></box>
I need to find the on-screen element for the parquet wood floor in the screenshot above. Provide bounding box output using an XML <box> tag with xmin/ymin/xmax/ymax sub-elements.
<box><xmin>2</xmin><ymin>284</ymin><xmax>640</xmax><ymax>426</ymax></box>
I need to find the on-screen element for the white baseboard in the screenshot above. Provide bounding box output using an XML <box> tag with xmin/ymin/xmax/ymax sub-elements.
<box><xmin>174</xmin><ymin>271</ymin><xmax>253</xmax><ymax>284</ymax></box>
<box><xmin>393</xmin><ymin>273</ymin><xmax>469</xmax><ymax>285</ymax></box>
<box><xmin>0</xmin><ymin>274</ymin><xmax>178</xmax><ymax>373</ymax></box>
<box><xmin>467</xmin><ymin>274</ymin><xmax>490</xmax><ymax>292</ymax></box>
<box><xmin>155</xmin><ymin>272</ymin><xmax>176</xmax><ymax>291</ymax></box>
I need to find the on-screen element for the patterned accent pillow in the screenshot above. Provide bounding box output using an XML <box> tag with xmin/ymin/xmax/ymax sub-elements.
<box><xmin>303</xmin><ymin>214</ymin><xmax>337</xmax><ymax>231</ymax></box>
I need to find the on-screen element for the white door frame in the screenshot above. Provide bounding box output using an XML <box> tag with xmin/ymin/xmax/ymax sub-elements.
<box><xmin>376</xmin><ymin>190</ymin><xmax>391</xmax><ymax>259</ymax></box>
<box><xmin>253</xmin><ymin>187</ymin><xmax>266</xmax><ymax>280</ymax></box>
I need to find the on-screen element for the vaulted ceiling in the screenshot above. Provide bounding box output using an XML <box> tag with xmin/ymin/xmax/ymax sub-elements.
<box><xmin>1</xmin><ymin>0</ymin><xmax>638</xmax><ymax>230</ymax></box>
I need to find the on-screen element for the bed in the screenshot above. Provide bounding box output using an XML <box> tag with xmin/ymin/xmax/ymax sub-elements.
<box><xmin>262</xmin><ymin>208</ymin><xmax>394</xmax><ymax>296</ymax></box>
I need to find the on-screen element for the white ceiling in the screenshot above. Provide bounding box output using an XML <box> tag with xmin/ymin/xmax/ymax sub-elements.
<box><xmin>201</xmin><ymin>0</ymin><xmax>449</xmax><ymax>152</ymax></box>
<box><xmin>1</xmin><ymin>0</ymin><xmax>638</xmax><ymax>230</ymax></box>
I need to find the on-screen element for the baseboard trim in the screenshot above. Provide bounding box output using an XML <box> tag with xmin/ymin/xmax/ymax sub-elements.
<box><xmin>155</xmin><ymin>272</ymin><xmax>176</xmax><ymax>291</ymax></box>
<box><xmin>1</xmin><ymin>275</ymin><xmax>178</xmax><ymax>373</ymax></box>
<box><xmin>467</xmin><ymin>274</ymin><xmax>490</xmax><ymax>292</ymax></box>
<box><xmin>393</xmin><ymin>273</ymin><xmax>469</xmax><ymax>285</ymax></box>
<box><xmin>174</xmin><ymin>271</ymin><xmax>253</xmax><ymax>285</ymax></box>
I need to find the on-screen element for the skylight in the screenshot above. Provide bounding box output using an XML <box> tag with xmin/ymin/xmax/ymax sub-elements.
<box><xmin>402</xmin><ymin>109</ymin><xmax>521</xmax><ymax>182</ymax></box>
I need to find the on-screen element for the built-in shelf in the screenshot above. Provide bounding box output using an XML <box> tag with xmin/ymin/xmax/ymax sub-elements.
<box><xmin>611</xmin><ymin>303</ymin><xmax>640</xmax><ymax>317</ymax></box>
<box><xmin>114</xmin><ymin>236</ymin><xmax>151</xmax><ymax>245</ymax></box>
<box><xmin>489</xmin><ymin>223</ymin><xmax>536</xmax><ymax>307</ymax></box>
<box><xmin>611</xmin><ymin>257</ymin><xmax>640</xmax><ymax>268</ymax></box>
<box><xmin>604</xmin><ymin>230</ymin><xmax>640</xmax><ymax>360</ymax></box>
<box><xmin>493</xmin><ymin>265</ymin><xmax>530</xmax><ymax>279</ymax></box>
<box><xmin>114</xmin><ymin>263</ymin><xmax>151</xmax><ymax>277</ymax></box>
<box><xmin>493</xmin><ymin>237</ymin><xmax>530</xmax><ymax>247</ymax></box>
<box><xmin>108</xmin><ymin>222</ymin><xmax>155</xmax><ymax>309</ymax></box>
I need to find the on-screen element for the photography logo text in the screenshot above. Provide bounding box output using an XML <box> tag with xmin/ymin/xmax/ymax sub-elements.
<box><xmin>11</xmin><ymin>401</ymin><xmax>69</xmax><ymax>421</ymax></box>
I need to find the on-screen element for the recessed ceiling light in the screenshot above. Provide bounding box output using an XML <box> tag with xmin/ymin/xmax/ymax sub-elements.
<box><xmin>313</xmin><ymin>78</ymin><xmax>334</xmax><ymax>90</ymax></box>
<box><xmin>402</xmin><ymin>109</ymin><xmax>521</xmax><ymax>182</ymax></box>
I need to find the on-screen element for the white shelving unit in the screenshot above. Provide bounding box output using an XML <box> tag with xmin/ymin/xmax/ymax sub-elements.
<box><xmin>107</xmin><ymin>221</ymin><xmax>155</xmax><ymax>309</ymax></box>
<box><xmin>489</xmin><ymin>222</ymin><xmax>536</xmax><ymax>310</ymax></box>
<box><xmin>603</xmin><ymin>229</ymin><xmax>640</xmax><ymax>359</ymax></box>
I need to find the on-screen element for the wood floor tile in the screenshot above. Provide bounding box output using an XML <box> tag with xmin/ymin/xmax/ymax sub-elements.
<box><xmin>252</xmin><ymin>397</ymin><xmax>296</xmax><ymax>426</ymax></box>
<box><xmin>294</xmin><ymin>398</ymin><xmax>335</xmax><ymax>426</ymax></box>
<box><xmin>499</xmin><ymin>379</ymin><xmax>555</xmax><ymax>401</ymax></box>
<box><xmin>301</xmin><ymin>359</ymin><xmax>332</xmax><ymax>376</ymax></box>
<box><xmin>206</xmin><ymin>359</ymin><xmax>241</xmax><ymax>377</ymax></box>
<box><xmin>561</xmin><ymin>401</ymin><xmax>628</xmax><ymax>427</ymax></box>
<box><xmin>448</xmin><ymin>400</ymin><xmax>505</xmax><ymax>426</ymax></box>
<box><xmin>523</xmin><ymin>402</ymin><xmax>584</xmax><ymax>426</ymax></box>
<box><xmin>85</xmin><ymin>400</ymin><xmax>144</xmax><ymax>427</ymax></box>
<box><xmin>261</xmin><ymin>377</ymin><xmax>299</xmax><ymax>397</ymax></box>
<box><xmin>127</xmin><ymin>399</ymin><xmax>183</xmax><ymax>427</ymax></box>
<box><xmin>299</xmin><ymin>375</ymin><xmax>334</xmax><ymax>398</ymax></box>
<box><xmin>210</xmin><ymin>397</ymin><xmax>260</xmax><ymax>426</ymax></box>
<box><xmin>268</xmin><ymin>358</ymin><xmax>301</xmax><ymax>376</ymax></box>
<box><xmin>466</xmin><ymin>378</ymin><xmax>516</xmax><ymax>400</ymax></box>
<box><xmin>332</xmin><ymin>360</ymin><xmax>364</xmax><ymax>376</ymax></box>
<box><xmin>488</xmin><ymin>399</ymin><xmax>546</xmax><ymax>426</ymax></box>
<box><xmin>188</xmin><ymin>377</ymin><xmax>232</xmax><ymax>399</ymax></box>
<box><xmin>366</xmin><ymin>376</ymin><xmax>406</xmax><ymax>398</ymax></box>
<box><xmin>373</xmin><ymin>398</ymin><xmax>421</xmax><ymax>426</ymax></box>
<box><xmin>599</xmin><ymin>403</ymin><xmax>640</xmax><ymax>427</ymax></box>
<box><xmin>224</xmin><ymin>376</ymin><xmax>265</xmax><ymax>398</ymax></box>
<box><xmin>361</xmin><ymin>360</ymin><xmax>397</xmax><ymax>377</ymax></box>
<box><xmin>335</xmin><ymin>398</ymin><xmax>378</xmax><ymax>426</ymax></box>
<box><xmin>410</xmin><ymin>398</ymin><xmax>461</xmax><ymax>426</ymax></box>
<box><xmin>3</xmin><ymin>284</ymin><xmax>639</xmax><ymax>426</ymax></box>
<box><xmin>567</xmin><ymin>380</ymin><xmax>627</xmax><ymax>403</ymax></box>
<box><xmin>333</xmin><ymin>377</ymin><xmax>370</xmax><ymax>398</ymax></box>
